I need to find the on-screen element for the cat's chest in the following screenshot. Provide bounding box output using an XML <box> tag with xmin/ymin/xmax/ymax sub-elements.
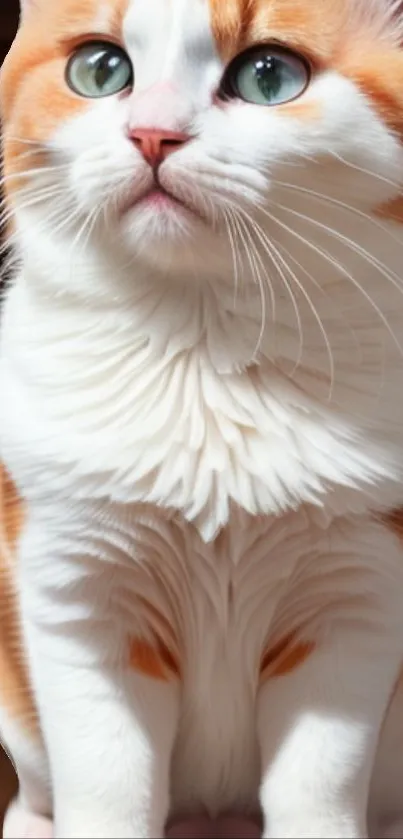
<box><xmin>1</xmin><ymin>342</ymin><xmax>390</xmax><ymax>541</ymax></box>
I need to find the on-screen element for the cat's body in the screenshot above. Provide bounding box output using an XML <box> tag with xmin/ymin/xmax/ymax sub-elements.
<box><xmin>3</xmin><ymin>0</ymin><xmax>403</xmax><ymax>836</ymax></box>
<box><xmin>2</xmin><ymin>471</ymin><xmax>403</xmax><ymax>839</ymax></box>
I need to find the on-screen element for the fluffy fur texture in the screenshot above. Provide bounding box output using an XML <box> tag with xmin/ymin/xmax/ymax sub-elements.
<box><xmin>2</xmin><ymin>0</ymin><xmax>403</xmax><ymax>836</ymax></box>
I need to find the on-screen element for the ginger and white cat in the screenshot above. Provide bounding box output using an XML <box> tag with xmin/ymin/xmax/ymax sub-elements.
<box><xmin>3</xmin><ymin>0</ymin><xmax>403</xmax><ymax>836</ymax></box>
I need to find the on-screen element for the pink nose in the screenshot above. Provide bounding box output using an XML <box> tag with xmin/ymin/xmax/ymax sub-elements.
<box><xmin>129</xmin><ymin>128</ymin><xmax>190</xmax><ymax>168</ymax></box>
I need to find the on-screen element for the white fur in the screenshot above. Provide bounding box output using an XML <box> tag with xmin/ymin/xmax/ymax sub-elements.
<box><xmin>3</xmin><ymin>0</ymin><xmax>403</xmax><ymax>836</ymax></box>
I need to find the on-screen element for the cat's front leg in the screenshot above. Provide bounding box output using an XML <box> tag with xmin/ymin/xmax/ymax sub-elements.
<box><xmin>257</xmin><ymin>518</ymin><xmax>403</xmax><ymax>839</ymax></box>
<box><xmin>19</xmin><ymin>507</ymin><xmax>179</xmax><ymax>839</ymax></box>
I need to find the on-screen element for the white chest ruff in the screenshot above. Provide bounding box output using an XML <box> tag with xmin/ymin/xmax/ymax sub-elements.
<box><xmin>1</xmin><ymin>319</ymin><xmax>402</xmax><ymax>541</ymax></box>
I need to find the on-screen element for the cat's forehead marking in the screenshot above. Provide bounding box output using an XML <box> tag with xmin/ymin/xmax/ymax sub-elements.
<box><xmin>208</xmin><ymin>0</ymin><xmax>342</xmax><ymax>62</ymax></box>
<box><xmin>208</xmin><ymin>0</ymin><xmax>402</xmax><ymax>65</ymax></box>
<box><xmin>119</xmin><ymin>0</ymin><xmax>221</xmax><ymax>121</ymax></box>
<box><xmin>21</xmin><ymin>0</ymin><xmax>129</xmax><ymax>38</ymax></box>
<box><xmin>122</xmin><ymin>0</ymin><xmax>218</xmax><ymax>90</ymax></box>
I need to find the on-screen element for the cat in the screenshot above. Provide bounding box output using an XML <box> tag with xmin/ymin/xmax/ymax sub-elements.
<box><xmin>3</xmin><ymin>0</ymin><xmax>403</xmax><ymax>836</ymax></box>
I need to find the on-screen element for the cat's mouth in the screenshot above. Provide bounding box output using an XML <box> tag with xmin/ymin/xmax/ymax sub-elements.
<box><xmin>118</xmin><ymin>178</ymin><xmax>208</xmax><ymax>224</ymax></box>
<box><xmin>137</xmin><ymin>186</ymin><xmax>188</xmax><ymax>211</ymax></box>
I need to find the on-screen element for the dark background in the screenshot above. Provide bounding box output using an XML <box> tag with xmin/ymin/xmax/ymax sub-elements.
<box><xmin>1</xmin><ymin>0</ymin><xmax>22</xmax><ymax>831</ymax></box>
<box><xmin>0</xmin><ymin>2</ymin><xmax>18</xmax><ymax>64</ymax></box>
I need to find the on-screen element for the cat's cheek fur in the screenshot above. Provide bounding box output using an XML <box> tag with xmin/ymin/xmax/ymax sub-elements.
<box><xmin>15</xmin><ymin>71</ymin><xmax>402</xmax><ymax>280</ymax></box>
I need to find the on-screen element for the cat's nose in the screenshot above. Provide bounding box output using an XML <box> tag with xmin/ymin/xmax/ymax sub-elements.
<box><xmin>129</xmin><ymin>128</ymin><xmax>190</xmax><ymax>168</ymax></box>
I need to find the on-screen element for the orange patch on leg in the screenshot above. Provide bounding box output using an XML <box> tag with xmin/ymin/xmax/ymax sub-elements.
<box><xmin>129</xmin><ymin>596</ymin><xmax>181</xmax><ymax>681</ymax></box>
<box><xmin>128</xmin><ymin>635</ymin><xmax>181</xmax><ymax>682</ymax></box>
<box><xmin>384</xmin><ymin>507</ymin><xmax>403</xmax><ymax>540</ymax></box>
<box><xmin>0</xmin><ymin>466</ymin><xmax>39</xmax><ymax>737</ymax></box>
<box><xmin>375</xmin><ymin>196</ymin><xmax>403</xmax><ymax>225</ymax></box>
<box><xmin>260</xmin><ymin>632</ymin><xmax>315</xmax><ymax>683</ymax></box>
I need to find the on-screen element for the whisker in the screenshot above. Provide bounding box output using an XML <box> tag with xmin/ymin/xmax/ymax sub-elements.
<box><xmin>0</xmin><ymin>189</ymin><xmax>67</xmax><ymax>228</ymax></box>
<box><xmin>0</xmin><ymin>196</ymin><xmax>79</xmax><ymax>256</ymax></box>
<box><xmin>261</xmin><ymin>203</ymin><xmax>403</xmax><ymax>357</ymax></box>
<box><xmin>0</xmin><ymin>164</ymin><xmax>71</xmax><ymax>188</ymax></box>
<box><xmin>272</xmin><ymin>233</ymin><xmax>363</xmax><ymax>366</ymax></box>
<box><xmin>228</xmin><ymin>199</ymin><xmax>335</xmax><ymax>393</ymax></box>
<box><xmin>235</xmin><ymin>207</ymin><xmax>276</xmax><ymax>323</ymax></box>
<box><xmin>272</xmin><ymin>179</ymin><xmax>403</xmax><ymax>251</ymax></box>
<box><xmin>222</xmin><ymin>206</ymin><xmax>241</xmax><ymax>310</ymax></box>
<box><xmin>5</xmin><ymin>136</ymin><xmax>44</xmax><ymax>147</ymax></box>
<box><xmin>252</xmin><ymin>215</ymin><xmax>333</xmax><ymax>387</ymax></box>
<box><xmin>330</xmin><ymin>151</ymin><xmax>403</xmax><ymax>192</ymax></box>
<box><xmin>231</xmin><ymin>204</ymin><xmax>305</xmax><ymax>373</ymax></box>
<box><xmin>231</xmin><ymin>209</ymin><xmax>268</xmax><ymax>358</ymax></box>
<box><xmin>273</xmin><ymin>201</ymin><xmax>403</xmax><ymax>292</ymax></box>
<box><xmin>273</xmin><ymin>247</ymin><xmax>335</xmax><ymax>394</ymax></box>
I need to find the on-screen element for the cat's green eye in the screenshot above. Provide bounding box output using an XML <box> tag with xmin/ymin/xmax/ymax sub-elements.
<box><xmin>220</xmin><ymin>45</ymin><xmax>310</xmax><ymax>107</ymax></box>
<box><xmin>66</xmin><ymin>42</ymin><xmax>133</xmax><ymax>99</ymax></box>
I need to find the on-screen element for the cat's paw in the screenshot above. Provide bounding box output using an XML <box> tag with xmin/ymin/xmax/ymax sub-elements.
<box><xmin>3</xmin><ymin>799</ymin><xmax>53</xmax><ymax>839</ymax></box>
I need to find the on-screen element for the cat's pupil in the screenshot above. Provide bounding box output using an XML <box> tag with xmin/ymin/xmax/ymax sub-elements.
<box><xmin>254</xmin><ymin>57</ymin><xmax>282</xmax><ymax>100</ymax></box>
<box><xmin>93</xmin><ymin>52</ymin><xmax>120</xmax><ymax>89</ymax></box>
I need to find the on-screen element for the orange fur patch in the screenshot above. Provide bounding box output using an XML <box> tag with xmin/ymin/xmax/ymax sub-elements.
<box><xmin>375</xmin><ymin>195</ymin><xmax>403</xmax><ymax>224</ymax></box>
<box><xmin>340</xmin><ymin>49</ymin><xmax>403</xmax><ymax>137</ymax></box>
<box><xmin>209</xmin><ymin>0</ymin><xmax>255</xmax><ymax>59</ymax></box>
<box><xmin>0</xmin><ymin>0</ymin><xmax>129</xmax><ymax>184</ymax></box>
<box><xmin>209</xmin><ymin>0</ymin><xmax>403</xmax><ymax>135</ymax></box>
<box><xmin>277</xmin><ymin>100</ymin><xmax>321</xmax><ymax>121</ymax></box>
<box><xmin>210</xmin><ymin>0</ymin><xmax>348</xmax><ymax>64</ymax></box>
<box><xmin>384</xmin><ymin>508</ymin><xmax>403</xmax><ymax>541</ymax></box>
<box><xmin>128</xmin><ymin>635</ymin><xmax>181</xmax><ymax>681</ymax></box>
<box><xmin>128</xmin><ymin>596</ymin><xmax>181</xmax><ymax>681</ymax></box>
<box><xmin>0</xmin><ymin>466</ymin><xmax>39</xmax><ymax>736</ymax></box>
<box><xmin>260</xmin><ymin>632</ymin><xmax>315</xmax><ymax>682</ymax></box>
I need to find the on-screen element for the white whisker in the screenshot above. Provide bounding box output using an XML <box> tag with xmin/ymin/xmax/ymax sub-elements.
<box><xmin>231</xmin><ymin>209</ymin><xmax>268</xmax><ymax>359</ymax></box>
<box><xmin>272</xmin><ymin>233</ymin><xmax>363</xmax><ymax>367</ymax></box>
<box><xmin>330</xmin><ymin>151</ymin><xmax>403</xmax><ymax>192</ymax></box>
<box><xmin>274</xmin><ymin>201</ymin><xmax>403</xmax><ymax>293</ymax></box>
<box><xmin>222</xmin><ymin>206</ymin><xmax>241</xmax><ymax>310</ymax></box>
<box><xmin>230</xmin><ymin>203</ymin><xmax>305</xmax><ymax>373</ymax></box>
<box><xmin>262</xmin><ymin>202</ymin><xmax>403</xmax><ymax>358</ymax></box>
<box><xmin>252</xmin><ymin>213</ymin><xmax>334</xmax><ymax>390</ymax></box>
<box><xmin>272</xmin><ymin>179</ymin><xmax>403</xmax><ymax>251</ymax></box>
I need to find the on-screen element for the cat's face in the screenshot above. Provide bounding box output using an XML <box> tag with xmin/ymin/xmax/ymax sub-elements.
<box><xmin>2</xmin><ymin>0</ymin><xmax>403</xmax><ymax>281</ymax></box>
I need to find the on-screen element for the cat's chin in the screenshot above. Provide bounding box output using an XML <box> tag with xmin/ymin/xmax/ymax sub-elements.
<box><xmin>120</xmin><ymin>186</ymin><xmax>208</xmax><ymax>234</ymax></box>
<box><xmin>117</xmin><ymin>195</ymin><xmax>221</xmax><ymax>274</ymax></box>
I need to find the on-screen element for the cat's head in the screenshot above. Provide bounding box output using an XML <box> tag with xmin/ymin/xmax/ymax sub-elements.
<box><xmin>2</xmin><ymin>0</ymin><xmax>403</xmax><ymax>287</ymax></box>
